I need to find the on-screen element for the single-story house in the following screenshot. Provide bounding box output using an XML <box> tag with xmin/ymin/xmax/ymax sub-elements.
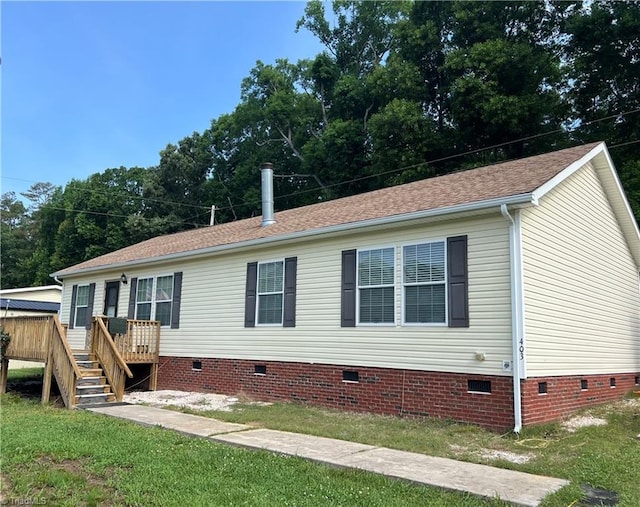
<box><xmin>51</xmin><ymin>142</ymin><xmax>640</xmax><ymax>430</ymax></box>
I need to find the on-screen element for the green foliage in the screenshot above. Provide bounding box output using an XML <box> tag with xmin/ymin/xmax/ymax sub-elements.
<box><xmin>2</xmin><ymin>0</ymin><xmax>639</xmax><ymax>287</ymax></box>
<box><xmin>0</xmin><ymin>328</ymin><xmax>11</xmax><ymax>359</ymax></box>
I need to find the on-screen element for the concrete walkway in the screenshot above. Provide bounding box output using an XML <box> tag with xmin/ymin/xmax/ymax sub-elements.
<box><xmin>87</xmin><ymin>404</ymin><xmax>569</xmax><ymax>507</ymax></box>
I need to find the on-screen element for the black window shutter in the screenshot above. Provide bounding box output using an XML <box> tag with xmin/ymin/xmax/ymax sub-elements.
<box><xmin>171</xmin><ymin>272</ymin><xmax>183</xmax><ymax>329</ymax></box>
<box><xmin>341</xmin><ymin>249</ymin><xmax>357</xmax><ymax>327</ymax></box>
<box><xmin>447</xmin><ymin>235</ymin><xmax>469</xmax><ymax>328</ymax></box>
<box><xmin>85</xmin><ymin>283</ymin><xmax>96</xmax><ymax>330</ymax></box>
<box><xmin>283</xmin><ymin>257</ymin><xmax>297</xmax><ymax>327</ymax></box>
<box><xmin>244</xmin><ymin>262</ymin><xmax>258</xmax><ymax>327</ymax></box>
<box><xmin>69</xmin><ymin>284</ymin><xmax>78</xmax><ymax>329</ymax></box>
<box><xmin>127</xmin><ymin>277</ymin><xmax>138</xmax><ymax>319</ymax></box>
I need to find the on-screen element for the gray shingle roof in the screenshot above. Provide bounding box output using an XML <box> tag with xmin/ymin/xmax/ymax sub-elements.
<box><xmin>53</xmin><ymin>143</ymin><xmax>602</xmax><ymax>277</ymax></box>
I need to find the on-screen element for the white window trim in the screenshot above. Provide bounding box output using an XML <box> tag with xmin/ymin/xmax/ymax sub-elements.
<box><xmin>256</xmin><ymin>259</ymin><xmax>285</xmax><ymax>327</ymax></box>
<box><xmin>356</xmin><ymin>245</ymin><xmax>396</xmax><ymax>326</ymax></box>
<box><xmin>135</xmin><ymin>274</ymin><xmax>174</xmax><ymax>327</ymax></box>
<box><xmin>75</xmin><ymin>284</ymin><xmax>90</xmax><ymax>326</ymax></box>
<box><xmin>401</xmin><ymin>239</ymin><xmax>448</xmax><ymax>326</ymax></box>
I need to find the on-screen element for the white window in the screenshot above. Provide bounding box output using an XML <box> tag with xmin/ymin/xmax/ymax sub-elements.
<box><xmin>136</xmin><ymin>275</ymin><xmax>173</xmax><ymax>326</ymax></box>
<box><xmin>358</xmin><ymin>247</ymin><xmax>395</xmax><ymax>324</ymax></box>
<box><xmin>257</xmin><ymin>261</ymin><xmax>284</xmax><ymax>325</ymax></box>
<box><xmin>75</xmin><ymin>285</ymin><xmax>90</xmax><ymax>327</ymax></box>
<box><xmin>403</xmin><ymin>241</ymin><xmax>446</xmax><ymax>324</ymax></box>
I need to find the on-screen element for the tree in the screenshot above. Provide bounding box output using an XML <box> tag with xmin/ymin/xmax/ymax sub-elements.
<box><xmin>566</xmin><ymin>1</ymin><xmax>640</xmax><ymax>220</ymax></box>
<box><xmin>445</xmin><ymin>1</ymin><xmax>571</xmax><ymax>159</ymax></box>
<box><xmin>0</xmin><ymin>192</ymin><xmax>32</xmax><ymax>288</ymax></box>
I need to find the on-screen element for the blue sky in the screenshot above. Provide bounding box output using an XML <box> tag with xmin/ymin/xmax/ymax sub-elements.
<box><xmin>1</xmin><ymin>1</ymin><xmax>325</xmax><ymax>200</ymax></box>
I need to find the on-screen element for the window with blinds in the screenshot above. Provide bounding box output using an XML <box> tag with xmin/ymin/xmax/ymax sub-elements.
<box><xmin>403</xmin><ymin>241</ymin><xmax>446</xmax><ymax>324</ymax></box>
<box><xmin>257</xmin><ymin>260</ymin><xmax>284</xmax><ymax>325</ymax></box>
<box><xmin>135</xmin><ymin>275</ymin><xmax>174</xmax><ymax>326</ymax></box>
<box><xmin>358</xmin><ymin>247</ymin><xmax>395</xmax><ymax>324</ymax></box>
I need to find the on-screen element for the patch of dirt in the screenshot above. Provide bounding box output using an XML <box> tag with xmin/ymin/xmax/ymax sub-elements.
<box><xmin>449</xmin><ymin>444</ymin><xmax>533</xmax><ymax>464</ymax></box>
<box><xmin>562</xmin><ymin>414</ymin><xmax>608</xmax><ymax>433</ymax></box>
<box><xmin>124</xmin><ymin>389</ymin><xmax>249</xmax><ymax>411</ymax></box>
<box><xmin>476</xmin><ymin>449</ymin><xmax>533</xmax><ymax>464</ymax></box>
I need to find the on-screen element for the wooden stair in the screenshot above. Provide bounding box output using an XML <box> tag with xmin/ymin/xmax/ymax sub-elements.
<box><xmin>72</xmin><ymin>351</ymin><xmax>117</xmax><ymax>406</ymax></box>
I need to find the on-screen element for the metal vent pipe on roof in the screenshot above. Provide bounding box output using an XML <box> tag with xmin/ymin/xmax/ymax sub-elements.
<box><xmin>260</xmin><ymin>162</ymin><xmax>276</xmax><ymax>227</ymax></box>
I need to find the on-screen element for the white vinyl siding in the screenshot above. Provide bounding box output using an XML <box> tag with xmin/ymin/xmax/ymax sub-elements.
<box><xmin>60</xmin><ymin>213</ymin><xmax>512</xmax><ymax>375</ymax></box>
<box><xmin>358</xmin><ymin>247</ymin><xmax>395</xmax><ymax>324</ymax></box>
<box><xmin>521</xmin><ymin>162</ymin><xmax>640</xmax><ymax>376</ymax></box>
<box><xmin>257</xmin><ymin>260</ymin><xmax>284</xmax><ymax>325</ymax></box>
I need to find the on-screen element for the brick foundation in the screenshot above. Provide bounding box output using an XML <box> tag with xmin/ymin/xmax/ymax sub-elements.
<box><xmin>521</xmin><ymin>373</ymin><xmax>640</xmax><ymax>426</ymax></box>
<box><xmin>156</xmin><ymin>357</ymin><xmax>515</xmax><ymax>430</ymax></box>
<box><xmin>155</xmin><ymin>357</ymin><xmax>639</xmax><ymax>430</ymax></box>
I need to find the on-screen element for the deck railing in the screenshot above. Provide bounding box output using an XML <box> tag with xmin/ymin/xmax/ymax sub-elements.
<box><xmin>112</xmin><ymin>319</ymin><xmax>161</xmax><ymax>363</ymax></box>
<box><xmin>46</xmin><ymin>315</ymin><xmax>83</xmax><ymax>408</ymax></box>
<box><xmin>1</xmin><ymin>316</ymin><xmax>52</xmax><ymax>361</ymax></box>
<box><xmin>92</xmin><ymin>317</ymin><xmax>133</xmax><ymax>401</ymax></box>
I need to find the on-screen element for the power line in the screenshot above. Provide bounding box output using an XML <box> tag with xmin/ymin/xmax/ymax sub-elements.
<box><xmin>39</xmin><ymin>205</ymin><xmax>208</xmax><ymax>229</ymax></box>
<box><xmin>6</xmin><ymin>107</ymin><xmax>639</xmax><ymax>222</ymax></box>
<box><xmin>210</xmin><ymin>107</ymin><xmax>640</xmax><ymax>214</ymax></box>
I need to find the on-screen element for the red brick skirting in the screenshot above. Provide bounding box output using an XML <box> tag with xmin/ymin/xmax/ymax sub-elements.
<box><xmin>521</xmin><ymin>373</ymin><xmax>640</xmax><ymax>426</ymax></box>
<box><xmin>156</xmin><ymin>357</ymin><xmax>514</xmax><ymax>430</ymax></box>
<box><xmin>155</xmin><ymin>357</ymin><xmax>639</xmax><ymax>430</ymax></box>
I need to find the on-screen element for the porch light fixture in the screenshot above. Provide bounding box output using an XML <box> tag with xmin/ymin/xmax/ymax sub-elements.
<box><xmin>120</xmin><ymin>273</ymin><xmax>128</xmax><ymax>285</ymax></box>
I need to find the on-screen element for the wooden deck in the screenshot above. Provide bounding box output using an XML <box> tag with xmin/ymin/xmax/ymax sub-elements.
<box><xmin>0</xmin><ymin>315</ymin><xmax>160</xmax><ymax>408</ymax></box>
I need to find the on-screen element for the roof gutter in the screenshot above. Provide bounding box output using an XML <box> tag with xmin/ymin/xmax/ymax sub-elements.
<box><xmin>52</xmin><ymin>193</ymin><xmax>536</xmax><ymax>278</ymax></box>
<box><xmin>500</xmin><ymin>203</ymin><xmax>526</xmax><ymax>434</ymax></box>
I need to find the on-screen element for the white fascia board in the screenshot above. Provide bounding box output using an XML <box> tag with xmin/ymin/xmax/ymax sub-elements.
<box><xmin>53</xmin><ymin>192</ymin><xmax>534</xmax><ymax>279</ymax></box>
<box><xmin>532</xmin><ymin>141</ymin><xmax>640</xmax><ymax>268</ymax></box>
<box><xmin>597</xmin><ymin>144</ymin><xmax>640</xmax><ymax>267</ymax></box>
<box><xmin>531</xmin><ymin>142</ymin><xmax>606</xmax><ymax>203</ymax></box>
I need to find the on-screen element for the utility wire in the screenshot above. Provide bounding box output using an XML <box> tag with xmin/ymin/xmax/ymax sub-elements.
<box><xmin>209</xmin><ymin>107</ymin><xmax>640</xmax><ymax>214</ymax></box>
<box><xmin>6</xmin><ymin>107</ymin><xmax>639</xmax><ymax>222</ymax></box>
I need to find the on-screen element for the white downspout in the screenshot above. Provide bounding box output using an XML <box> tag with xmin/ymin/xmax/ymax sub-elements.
<box><xmin>501</xmin><ymin>204</ymin><xmax>523</xmax><ymax>433</ymax></box>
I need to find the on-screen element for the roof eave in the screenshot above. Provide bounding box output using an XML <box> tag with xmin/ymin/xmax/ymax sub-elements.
<box><xmin>51</xmin><ymin>193</ymin><xmax>535</xmax><ymax>279</ymax></box>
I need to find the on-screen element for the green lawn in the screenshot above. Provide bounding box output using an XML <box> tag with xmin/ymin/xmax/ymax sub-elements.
<box><xmin>1</xmin><ymin>394</ymin><xmax>506</xmax><ymax>507</ymax></box>
<box><xmin>202</xmin><ymin>397</ymin><xmax>640</xmax><ymax>507</ymax></box>
<box><xmin>3</xmin><ymin>369</ymin><xmax>640</xmax><ymax>506</ymax></box>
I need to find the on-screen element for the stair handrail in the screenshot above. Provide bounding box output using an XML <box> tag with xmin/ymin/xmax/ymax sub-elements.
<box><xmin>92</xmin><ymin>317</ymin><xmax>134</xmax><ymax>402</ymax></box>
<box><xmin>48</xmin><ymin>315</ymin><xmax>83</xmax><ymax>408</ymax></box>
<box><xmin>52</xmin><ymin>315</ymin><xmax>83</xmax><ymax>379</ymax></box>
<box><xmin>95</xmin><ymin>317</ymin><xmax>134</xmax><ymax>378</ymax></box>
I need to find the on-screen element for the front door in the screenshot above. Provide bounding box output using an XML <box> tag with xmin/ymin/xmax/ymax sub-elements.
<box><xmin>104</xmin><ymin>281</ymin><xmax>120</xmax><ymax>318</ymax></box>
